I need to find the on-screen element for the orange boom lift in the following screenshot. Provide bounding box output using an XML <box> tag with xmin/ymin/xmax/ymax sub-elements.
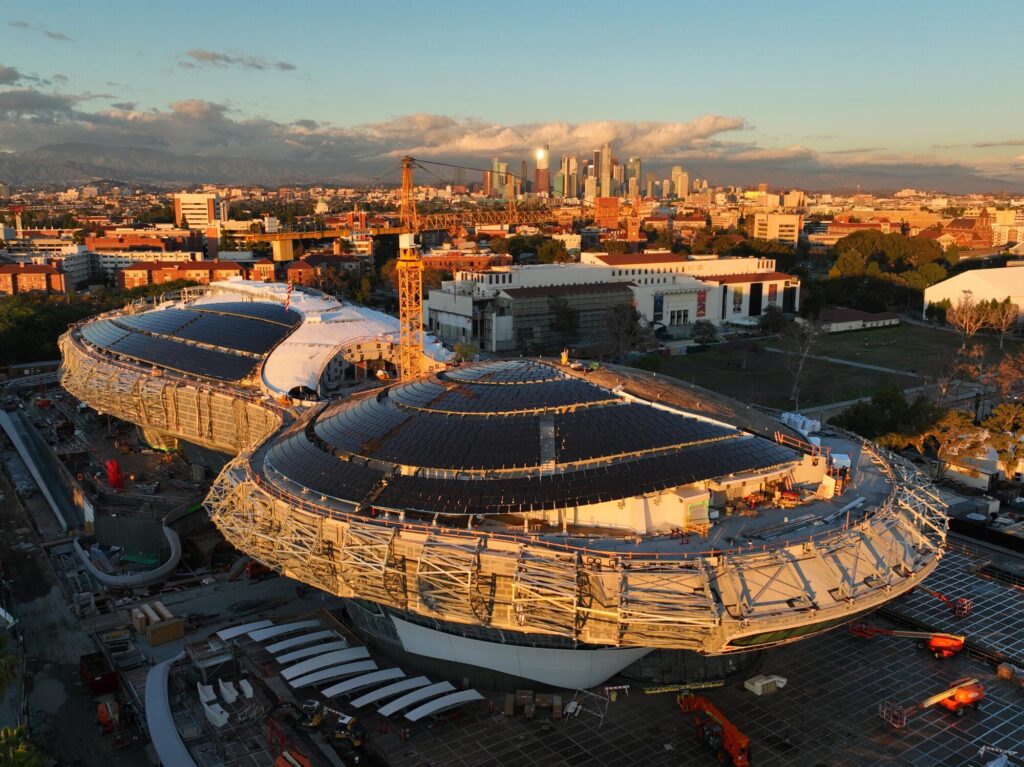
<box><xmin>678</xmin><ymin>694</ymin><xmax>751</xmax><ymax>767</ymax></box>
<box><xmin>848</xmin><ymin>622</ymin><xmax>965</xmax><ymax>659</ymax></box>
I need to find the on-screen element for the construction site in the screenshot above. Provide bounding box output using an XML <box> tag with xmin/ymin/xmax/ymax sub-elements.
<box><xmin>0</xmin><ymin>158</ymin><xmax>1017</xmax><ymax>766</ymax></box>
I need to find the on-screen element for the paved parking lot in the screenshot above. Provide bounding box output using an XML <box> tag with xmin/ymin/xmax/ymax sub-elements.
<box><xmin>367</xmin><ymin>608</ymin><xmax>1023</xmax><ymax>767</ymax></box>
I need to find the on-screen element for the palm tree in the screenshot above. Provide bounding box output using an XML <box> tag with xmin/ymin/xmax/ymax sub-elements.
<box><xmin>0</xmin><ymin>726</ymin><xmax>45</xmax><ymax>767</ymax></box>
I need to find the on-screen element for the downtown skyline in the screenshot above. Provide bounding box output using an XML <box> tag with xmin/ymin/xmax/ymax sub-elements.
<box><xmin>2</xmin><ymin>0</ymin><xmax>1024</xmax><ymax>191</ymax></box>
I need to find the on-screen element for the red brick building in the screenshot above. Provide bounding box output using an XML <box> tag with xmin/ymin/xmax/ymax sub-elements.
<box><xmin>944</xmin><ymin>210</ymin><xmax>993</xmax><ymax>250</ymax></box>
<box><xmin>116</xmin><ymin>260</ymin><xmax>245</xmax><ymax>289</ymax></box>
<box><xmin>285</xmin><ymin>260</ymin><xmax>316</xmax><ymax>286</ymax></box>
<box><xmin>422</xmin><ymin>251</ymin><xmax>511</xmax><ymax>273</ymax></box>
<box><xmin>248</xmin><ymin>259</ymin><xmax>275</xmax><ymax>282</ymax></box>
<box><xmin>0</xmin><ymin>263</ymin><xmax>66</xmax><ymax>296</ymax></box>
<box><xmin>85</xmin><ymin>232</ymin><xmax>201</xmax><ymax>252</ymax></box>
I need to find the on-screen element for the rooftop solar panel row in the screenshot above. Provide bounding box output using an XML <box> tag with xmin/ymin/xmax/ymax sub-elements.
<box><xmin>175</xmin><ymin>313</ymin><xmax>292</xmax><ymax>354</ymax></box>
<box><xmin>109</xmin><ymin>331</ymin><xmax>258</xmax><ymax>381</ymax></box>
<box><xmin>79</xmin><ymin>319</ymin><xmax>132</xmax><ymax>349</ymax></box>
<box><xmin>115</xmin><ymin>308</ymin><xmax>200</xmax><ymax>336</ymax></box>
<box><xmin>265</xmin><ymin>432</ymin><xmax>384</xmax><ymax>502</ymax></box>
<box><xmin>192</xmin><ymin>301</ymin><xmax>301</xmax><ymax>327</ymax></box>
<box><xmin>443</xmin><ymin>360</ymin><xmax>562</xmax><ymax>384</ymax></box>
<box><xmin>555</xmin><ymin>404</ymin><xmax>735</xmax><ymax>462</ymax></box>
<box><xmin>314</xmin><ymin>394</ymin><xmax>413</xmax><ymax>454</ymax></box>
<box><xmin>370</xmin><ymin>437</ymin><xmax>798</xmax><ymax>515</ymax></box>
<box><xmin>420</xmin><ymin>378</ymin><xmax>611</xmax><ymax>414</ymax></box>
<box><xmin>366</xmin><ymin>413</ymin><xmax>540</xmax><ymax>470</ymax></box>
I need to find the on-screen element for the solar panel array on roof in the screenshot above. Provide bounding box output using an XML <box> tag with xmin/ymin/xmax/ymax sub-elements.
<box><xmin>372</xmin><ymin>438</ymin><xmax>797</xmax><ymax>515</ymax></box>
<box><xmin>115</xmin><ymin>308</ymin><xmax>200</xmax><ymax>335</ymax></box>
<box><xmin>109</xmin><ymin>332</ymin><xmax>258</xmax><ymax>381</ymax></box>
<box><xmin>555</xmin><ymin>404</ymin><xmax>735</xmax><ymax>462</ymax></box>
<box><xmin>265</xmin><ymin>433</ymin><xmax>384</xmax><ymax>502</ymax></box>
<box><xmin>314</xmin><ymin>394</ymin><xmax>412</xmax><ymax>454</ymax></box>
<box><xmin>366</xmin><ymin>412</ymin><xmax>540</xmax><ymax>470</ymax></box>
<box><xmin>415</xmin><ymin>378</ymin><xmax>612</xmax><ymax>414</ymax></box>
<box><xmin>443</xmin><ymin>360</ymin><xmax>562</xmax><ymax>384</ymax></box>
<box><xmin>192</xmin><ymin>301</ymin><xmax>301</xmax><ymax>327</ymax></box>
<box><xmin>79</xmin><ymin>319</ymin><xmax>131</xmax><ymax>348</ymax></box>
<box><xmin>174</xmin><ymin>313</ymin><xmax>293</xmax><ymax>354</ymax></box>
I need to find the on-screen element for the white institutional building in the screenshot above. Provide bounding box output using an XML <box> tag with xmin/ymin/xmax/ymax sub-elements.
<box><xmin>923</xmin><ymin>266</ymin><xmax>1024</xmax><ymax>319</ymax></box>
<box><xmin>426</xmin><ymin>251</ymin><xmax>799</xmax><ymax>352</ymax></box>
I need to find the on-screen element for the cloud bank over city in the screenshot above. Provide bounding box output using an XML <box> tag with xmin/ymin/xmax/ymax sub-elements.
<box><xmin>0</xmin><ymin>81</ymin><xmax>1022</xmax><ymax>190</ymax></box>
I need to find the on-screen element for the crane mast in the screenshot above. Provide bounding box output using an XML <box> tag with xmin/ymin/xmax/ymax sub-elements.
<box><xmin>397</xmin><ymin>156</ymin><xmax>424</xmax><ymax>381</ymax></box>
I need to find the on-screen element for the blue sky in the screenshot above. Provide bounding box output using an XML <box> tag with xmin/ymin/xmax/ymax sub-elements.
<box><xmin>2</xmin><ymin>0</ymin><xmax>1024</xmax><ymax>188</ymax></box>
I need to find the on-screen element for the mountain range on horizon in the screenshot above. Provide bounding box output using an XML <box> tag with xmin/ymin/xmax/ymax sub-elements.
<box><xmin>1</xmin><ymin>142</ymin><xmax>1022</xmax><ymax>196</ymax></box>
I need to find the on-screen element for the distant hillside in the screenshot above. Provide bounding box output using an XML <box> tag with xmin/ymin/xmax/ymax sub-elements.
<box><xmin>0</xmin><ymin>143</ymin><xmax>343</xmax><ymax>187</ymax></box>
<box><xmin>1</xmin><ymin>142</ymin><xmax>1022</xmax><ymax>194</ymax></box>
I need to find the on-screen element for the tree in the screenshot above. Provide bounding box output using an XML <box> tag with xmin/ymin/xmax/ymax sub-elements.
<box><xmin>830</xmin><ymin>385</ymin><xmax>944</xmax><ymax>444</ymax></box>
<box><xmin>603</xmin><ymin>240</ymin><xmax>630</xmax><ymax>255</ymax></box>
<box><xmin>758</xmin><ymin>305</ymin><xmax>788</xmax><ymax>334</ymax></box>
<box><xmin>946</xmin><ymin>293</ymin><xmax>989</xmax><ymax>349</ymax></box>
<box><xmin>780</xmin><ymin>320</ymin><xmax>823</xmax><ymax>410</ymax></box>
<box><xmin>548</xmin><ymin>297</ymin><xmax>579</xmax><ymax>342</ymax></box>
<box><xmin>0</xmin><ymin>726</ymin><xmax>44</xmax><ymax>767</ymax></box>
<box><xmin>691</xmin><ymin>320</ymin><xmax>717</xmax><ymax>346</ymax></box>
<box><xmin>983</xmin><ymin>403</ymin><xmax>1024</xmax><ymax>476</ymax></box>
<box><xmin>991</xmin><ymin>349</ymin><xmax>1024</xmax><ymax>399</ymax></box>
<box><xmin>453</xmin><ymin>342</ymin><xmax>477</xmax><ymax>363</ymax></box>
<box><xmin>537</xmin><ymin>239</ymin><xmax>570</xmax><ymax>264</ymax></box>
<box><xmin>908</xmin><ymin>409</ymin><xmax>988</xmax><ymax>480</ymax></box>
<box><xmin>986</xmin><ymin>297</ymin><xmax>1020</xmax><ymax>350</ymax></box>
<box><xmin>607</xmin><ymin>302</ymin><xmax>642</xmax><ymax>356</ymax></box>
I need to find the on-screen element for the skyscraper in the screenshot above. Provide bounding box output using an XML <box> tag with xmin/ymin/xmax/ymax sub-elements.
<box><xmin>671</xmin><ymin>166</ymin><xmax>690</xmax><ymax>201</ymax></box>
<box><xmin>535</xmin><ymin>145</ymin><xmax>550</xmax><ymax>196</ymax></box>
<box><xmin>560</xmin><ymin>155</ymin><xmax>579</xmax><ymax>199</ymax></box>
<box><xmin>627</xmin><ymin>157</ymin><xmax>642</xmax><ymax>192</ymax></box>
<box><xmin>599</xmin><ymin>143</ymin><xmax>613</xmax><ymax>198</ymax></box>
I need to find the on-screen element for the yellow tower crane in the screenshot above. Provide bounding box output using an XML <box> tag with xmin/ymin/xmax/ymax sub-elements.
<box><xmin>392</xmin><ymin>157</ymin><xmax>558</xmax><ymax>381</ymax></box>
<box><xmin>396</xmin><ymin>156</ymin><xmax>425</xmax><ymax>381</ymax></box>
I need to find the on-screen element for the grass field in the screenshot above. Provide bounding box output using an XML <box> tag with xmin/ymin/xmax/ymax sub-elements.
<box><xmin>812</xmin><ymin>323</ymin><xmax>1011</xmax><ymax>373</ymax></box>
<box><xmin>648</xmin><ymin>323</ymin><xmax>1016</xmax><ymax>411</ymax></box>
<box><xmin>657</xmin><ymin>348</ymin><xmax>907</xmax><ymax>410</ymax></box>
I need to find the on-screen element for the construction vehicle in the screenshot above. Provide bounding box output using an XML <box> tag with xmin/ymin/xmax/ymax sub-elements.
<box><xmin>97</xmin><ymin>700</ymin><xmax>120</xmax><ymax>734</ymax></box>
<box><xmin>245</xmin><ymin>560</ymin><xmax>276</xmax><ymax>582</ymax></box>
<box><xmin>848</xmin><ymin>622</ymin><xmax>965</xmax><ymax>659</ymax></box>
<box><xmin>878</xmin><ymin>677</ymin><xmax>984</xmax><ymax>729</ymax></box>
<box><xmin>298</xmin><ymin>700</ymin><xmax>366</xmax><ymax>749</ymax></box>
<box><xmin>678</xmin><ymin>693</ymin><xmax>750</xmax><ymax>767</ymax></box>
<box><xmin>916</xmin><ymin>585</ymin><xmax>973</xmax><ymax>618</ymax></box>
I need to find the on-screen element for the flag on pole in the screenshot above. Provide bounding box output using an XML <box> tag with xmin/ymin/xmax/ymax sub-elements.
<box><xmin>284</xmin><ymin>281</ymin><xmax>293</xmax><ymax>311</ymax></box>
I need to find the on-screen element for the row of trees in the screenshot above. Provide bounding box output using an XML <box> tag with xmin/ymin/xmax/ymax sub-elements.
<box><xmin>0</xmin><ymin>279</ymin><xmax>200</xmax><ymax>366</ymax></box>
<box><xmin>932</xmin><ymin>294</ymin><xmax>1020</xmax><ymax>349</ymax></box>
<box><xmin>833</xmin><ymin>343</ymin><xmax>1024</xmax><ymax>480</ymax></box>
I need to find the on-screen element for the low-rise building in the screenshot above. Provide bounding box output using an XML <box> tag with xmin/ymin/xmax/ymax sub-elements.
<box><xmin>752</xmin><ymin>212</ymin><xmax>803</xmax><ymax>245</ymax></box>
<box><xmin>0</xmin><ymin>263</ymin><xmax>65</xmax><ymax>295</ymax></box>
<box><xmin>427</xmin><ymin>253</ymin><xmax>800</xmax><ymax>351</ymax></box>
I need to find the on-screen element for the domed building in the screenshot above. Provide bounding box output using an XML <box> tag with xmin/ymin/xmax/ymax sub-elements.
<box><xmin>61</xmin><ymin>280</ymin><xmax>949</xmax><ymax>688</ymax></box>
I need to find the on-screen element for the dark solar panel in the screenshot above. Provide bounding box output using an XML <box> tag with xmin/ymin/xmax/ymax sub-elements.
<box><xmin>366</xmin><ymin>413</ymin><xmax>540</xmax><ymax>470</ymax></box>
<box><xmin>419</xmin><ymin>378</ymin><xmax>611</xmax><ymax>414</ymax></box>
<box><xmin>314</xmin><ymin>394</ymin><xmax>413</xmax><ymax>454</ymax></box>
<box><xmin>192</xmin><ymin>301</ymin><xmax>301</xmax><ymax>327</ymax></box>
<box><xmin>115</xmin><ymin>308</ymin><xmax>200</xmax><ymax>335</ymax></box>
<box><xmin>175</xmin><ymin>313</ymin><xmax>292</xmax><ymax>354</ymax></box>
<box><xmin>389</xmin><ymin>380</ymin><xmax>451</xmax><ymax>410</ymax></box>
<box><xmin>555</xmin><ymin>404</ymin><xmax>735</xmax><ymax>462</ymax></box>
<box><xmin>443</xmin><ymin>360</ymin><xmax>562</xmax><ymax>384</ymax></box>
<box><xmin>80</xmin><ymin>319</ymin><xmax>132</xmax><ymax>349</ymax></box>
<box><xmin>110</xmin><ymin>332</ymin><xmax>258</xmax><ymax>381</ymax></box>
<box><xmin>372</xmin><ymin>437</ymin><xmax>798</xmax><ymax>515</ymax></box>
<box><xmin>265</xmin><ymin>433</ymin><xmax>384</xmax><ymax>502</ymax></box>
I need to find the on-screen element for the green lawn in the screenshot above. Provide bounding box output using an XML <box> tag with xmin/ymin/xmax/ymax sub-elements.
<box><xmin>813</xmin><ymin>323</ymin><xmax>1010</xmax><ymax>373</ymax></box>
<box><xmin>657</xmin><ymin>348</ymin><xmax>908</xmax><ymax>410</ymax></box>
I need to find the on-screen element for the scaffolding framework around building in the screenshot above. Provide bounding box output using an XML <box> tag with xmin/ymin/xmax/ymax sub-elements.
<box><xmin>205</xmin><ymin>440</ymin><xmax>949</xmax><ymax>653</ymax></box>
<box><xmin>59</xmin><ymin>331</ymin><xmax>285</xmax><ymax>454</ymax></box>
